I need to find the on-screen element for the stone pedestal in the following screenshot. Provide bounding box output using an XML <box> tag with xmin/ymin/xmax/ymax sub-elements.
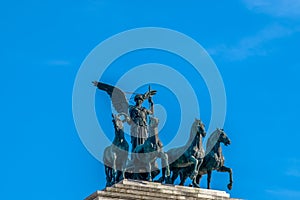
<box><xmin>86</xmin><ymin>179</ymin><xmax>240</xmax><ymax>200</ymax></box>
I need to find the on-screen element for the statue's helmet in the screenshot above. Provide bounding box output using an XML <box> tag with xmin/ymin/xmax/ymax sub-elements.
<box><xmin>134</xmin><ymin>94</ymin><xmax>144</xmax><ymax>102</ymax></box>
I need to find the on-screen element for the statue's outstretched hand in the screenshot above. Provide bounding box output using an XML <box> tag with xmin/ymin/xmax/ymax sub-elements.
<box><xmin>92</xmin><ymin>81</ymin><xmax>98</xmax><ymax>86</ymax></box>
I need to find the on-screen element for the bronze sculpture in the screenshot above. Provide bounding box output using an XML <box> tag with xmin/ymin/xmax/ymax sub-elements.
<box><xmin>164</xmin><ymin>118</ymin><xmax>206</xmax><ymax>188</ymax></box>
<box><xmin>92</xmin><ymin>81</ymin><xmax>156</xmax><ymax>152</ymax></box>
<box><xmin>103</xmin><ymin>113</ymin><xmax>129</xmax><ymax>187</ymax></box>
<box><xmin>93</xmin><ymin>81</ymin><xmax>168</xmax><ymax>182</ymax></box>
<box><xmin>93</xmin><ymin>81</ymin><xmax>233</xmax><ymax>190</ymax></box>
<box><xmin>128</xmin><ymin>94</ymin><xmax>154</xmax><ymax>152</ymax></box>
<box><xmin>199</xmin><ymin>128</ymin><xmax>233</xmax><ymax>190</ymax></box>
<box><xmin>179</xmin><ymin>128</ymin><xmax>233</xmax><ymax>190</ymax></box>
<box><xmin>125</xmin><ymin>117</ymin><xmax>171</xmax><ymax>183</ymax></box>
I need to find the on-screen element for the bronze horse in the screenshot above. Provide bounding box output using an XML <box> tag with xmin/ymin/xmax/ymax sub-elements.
<box><xmin>179</xmin><ymin>128</ymin><xmax>233</xmax><ymax>190</ymax></box>
<box><xmin>103</xmin><ymin>113</ymin><xmax>129</xmax><ymax>187</ymax></box>
<box><xmin>125</xmin><ymin>117</ymin><xmax>171</xmax><ymax>183</ymax></box>
<box><xmin>165</xmin><ymin>119</ymin><xmax>206</xmax><ymax>187</ymax></box>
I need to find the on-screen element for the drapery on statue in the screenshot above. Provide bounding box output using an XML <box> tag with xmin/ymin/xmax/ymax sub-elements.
<box><xmin>128</xmin><ymin>93</ymin><xmax>153</xmax><ymax>152</ymax></box>
<box><xmin>92</xmin><ymin>81</ymin><xmax>156</xmax><ymax>152</ymax></box>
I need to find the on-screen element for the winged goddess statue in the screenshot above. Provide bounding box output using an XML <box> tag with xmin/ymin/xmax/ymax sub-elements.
<box><xmin>92</xmin><ymin>81</ymin><xmax>157</xmax><ymax>152</ymax></box>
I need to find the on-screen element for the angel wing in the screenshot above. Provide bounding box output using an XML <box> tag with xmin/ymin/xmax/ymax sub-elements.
<box><xmin>95</xmin><ymin>82</ymin><xmax>129</xmax><ymax>114</ymax></box>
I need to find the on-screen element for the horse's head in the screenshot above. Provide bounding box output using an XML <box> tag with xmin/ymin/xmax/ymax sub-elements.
<box><xmin>112</xmin><ymin>113</ymin><xmax>128</xmax><ymax>132</ymax></box>
<box><xmin>193</xmin><ymin>118</ymin><xmax>206</xmax><ymax>138</ymax></box>
<box><xmin>191</xmin><ymin>118</ymin><xmax>206</xmax><ymax>137</ymax></box>
<box><xmin>217</xmin><ymin>128</ymin><xmax>231</xmax><ymax>146</ymax></box>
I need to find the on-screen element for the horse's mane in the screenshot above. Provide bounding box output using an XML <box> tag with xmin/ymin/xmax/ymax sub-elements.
<box><xmin>186</xmin><ymin>119</ymin><xmax>200</xmax><ymax>147</ymax></box>
<box><xmin>205</xmin><ymin>129</ymin><xmax>221</xmax><ymax>153</ymax></box>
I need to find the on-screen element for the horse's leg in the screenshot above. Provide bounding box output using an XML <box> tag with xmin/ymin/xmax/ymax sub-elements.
<box><xmin>156</xmin><ymin>167</ymin><xmax>165</xmax><ymax>183</ymax></box>
<box><xmin>218</xmin><ymin>166</ymin><xmax>233</xmax><ymax>190</ymax></box>
<box><xmin>159</xmin><ymin>152</ymin><xmax>171</xmax><ymax>183</ymax></box>
<box><xmin>111</xmin><ymin>152</ymin><xmax>117</xmax><ymax>184</ymax></box>
<box><xmin>171</xmin><ymin>168</ymin><xmax>179</xmax><ymax>184</ymax></box>
<box><xmin>115</xmin><ymin>152</ymin><xmax>126</xmax><ymax>182</ymax></box>
<box><xmin>121</xmin><ymin>156</ymin><xmax>128</xmax><ymax>181</ymax></box>
<box><xmin>105</xmin><ymin>165</ymin><xmax>112</xmax><ymax>187</ymax></box>
<box><xmin>121</xmin><ymin>157</ymin><xmax>128</xmax><ymax>180</ymax></box>
<box><xmin>196</xmin><ymin>158</ymin><xmax>203</xmax><ymax>172</ymax></box>
<box><xmin>207</xmin><ymin>170</ymin><xmax>212</xmax><ymax>189</ymax></box>
<box><xmin>115</xmin><ymin>170</ymin><xmax>120</xmax><ymax>182</ymax></box>
<box><xmin>196</xmin><ymin>174</ymin><xmax>202</xmax><ymax>185</ymax></box>
<box><xmin>146</xmin><ymin>161</ymin><xmax>152</xmax><ymax>181</ymax></box>
<box><xmin>114</xmin><ymin>158</ymin><xmax>120</xmax><ymax>182</ymax></box>
<box><xmin>191</xmin><ymin>158</ymin><xmax>203</xmax><ymax>186</ymax></box>
<box><xmin>189</xmin><ymin>175</ymin><xmax>201</xmax><ymax>187</ymax></box>
<box><xmin>188</xmin><ymin>156</ymin><xmax>198</xmax><ymax>178</ymax></box>
<box><xmin>179</xmin><ymin>169</ymin><xmax>189</xmax><ymax>186</ymax></box>
<box><xmin>151</xmin><ymin>160</ymin><xmax>160</xmax><ymax>180</ymax></box>
<box><xmin>188</xmin><ymin>156</ymin><xmax>200</xmax><ymax>188</ymax></box>
<box><xmin>178</xmin><ymin>170</ymin><xmax>185</xmax><ymax>186</ymax></box>
<box><xmin>116</xmin><ymin>164</ymin><xmax>125</xmax><ymax>183</ymax></box>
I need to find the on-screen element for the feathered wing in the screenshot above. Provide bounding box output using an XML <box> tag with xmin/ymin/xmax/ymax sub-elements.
<box><xmin>96</xmin><ymin>82</ymin><xmax>129</xmax><ymax>114</ymax></box>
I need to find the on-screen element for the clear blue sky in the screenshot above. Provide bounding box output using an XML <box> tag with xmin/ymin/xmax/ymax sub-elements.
<box><xmin>1</xmin><ymin>0</ymin><xmax>300</xmax><ymax>199</ymax></box>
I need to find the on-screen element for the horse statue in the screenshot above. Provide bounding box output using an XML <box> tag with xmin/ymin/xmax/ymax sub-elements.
<box><xmin>164</xmin><ymin>118</ymin><xmax>206</xmax><ymax>187</ymax></box>
<box><xmin>103</xmin><ymin>113</ymin><xmax>129</xmax><ymax>187</ymax></box>
<box><xmin>125</xmin><ymin>117</ymin><xmax>171</xmax><ymax>183</ymax></box>
<box><xmin>179</xmin><ymin>128</ymin><xmax>233</xmax><ymax>190</ymax></box>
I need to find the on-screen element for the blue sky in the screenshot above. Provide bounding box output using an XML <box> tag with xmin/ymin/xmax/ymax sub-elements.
<box><xmin>1</xmin><ymin>0</ymin><xmax>300</xmax><ymax>199</ymax></box>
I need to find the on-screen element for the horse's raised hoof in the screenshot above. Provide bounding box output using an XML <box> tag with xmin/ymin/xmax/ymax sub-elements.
<box><xmin>227</xmin><ymin>183</ymin><xmax>232</xmax><ymax>190</ymax></box>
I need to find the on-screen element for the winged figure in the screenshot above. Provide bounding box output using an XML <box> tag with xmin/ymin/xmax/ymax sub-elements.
<box><xmin>92</xmin><ymin>81</ymin><xmax>157</xmax><ymax>152</ymax></box>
